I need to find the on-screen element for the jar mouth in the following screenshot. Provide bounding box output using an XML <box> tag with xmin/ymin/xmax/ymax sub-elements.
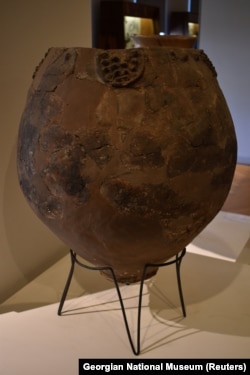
<box><xmin>131</xmin><ymin>34</ymin><xmax>197</xmax><ymax>48</ymax></box>
<box><xmin>132</xmin><ymin>34</ymin><xmax>196</xmax><ymax>39</ymax></box>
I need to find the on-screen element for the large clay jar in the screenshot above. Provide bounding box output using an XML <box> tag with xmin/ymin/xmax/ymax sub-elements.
<box><xmin>17</xmin><ymin>47</ymin><xmax>237</xmax><ymax>283</ymax></box>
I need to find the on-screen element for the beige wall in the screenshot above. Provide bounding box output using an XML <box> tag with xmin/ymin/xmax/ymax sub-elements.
<box><xmin>199</xmin><ymin>0</ymin><xmax>250</xmax><ymax>164</ymax></box>
<box><xmin>0</xmin><ymin>0</ymin><xmax>92</xmax><ymax>303</ymax></box>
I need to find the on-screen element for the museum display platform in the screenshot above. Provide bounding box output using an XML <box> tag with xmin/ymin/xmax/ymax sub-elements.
<box><xmin>1</xmin><ymin>209</ymin><xmax>250</xmax><ymax>374</ymax></box>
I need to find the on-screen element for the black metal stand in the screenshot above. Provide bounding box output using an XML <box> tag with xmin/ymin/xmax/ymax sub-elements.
<box><xmin>58</xmin><ymin>248</ymin><xmax>186</xmax><ymax>356</ymax></box>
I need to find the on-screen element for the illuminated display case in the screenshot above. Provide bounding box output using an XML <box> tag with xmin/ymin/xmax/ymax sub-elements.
<box><xmin>98</xmin><ymin>1</ymin><xmax>160</xmax><ymax>49</ymax></box>
<box><xmin>168</xmin><ymin>11</ymin><xmax>199</xmax><ymax>37</ymax></box>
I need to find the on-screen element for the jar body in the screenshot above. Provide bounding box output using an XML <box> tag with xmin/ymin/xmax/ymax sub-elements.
<box><xmin>17</xmin><ymin>47</ymin><xmax>237</xmax><ymax>283</ymax></box>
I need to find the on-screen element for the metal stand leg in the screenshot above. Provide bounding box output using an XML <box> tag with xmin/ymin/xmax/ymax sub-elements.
<box><xmin>175</xmin><ymin>248</ymin><xmax>186</xmax><ymax>317</ymax></box>
<box><xmin>58</xmin><ymin>250</ymin><xmax>76</xmax><ymax>316</ymax></box>
<box><xmin>58</xmin><ymin>248</ymin><xmax>186</xmax><ymax>355</ymax></box>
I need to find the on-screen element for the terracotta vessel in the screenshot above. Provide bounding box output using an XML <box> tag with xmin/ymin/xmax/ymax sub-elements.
<box><xmin>17</xmin><ymin>47</ymin><xmax>237</xmax><ymax>283</ymax></box>
<box><xmin>131</xmin><ymin>34</ymin><xmax>197</xmax><ymax>48</ymax></box>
